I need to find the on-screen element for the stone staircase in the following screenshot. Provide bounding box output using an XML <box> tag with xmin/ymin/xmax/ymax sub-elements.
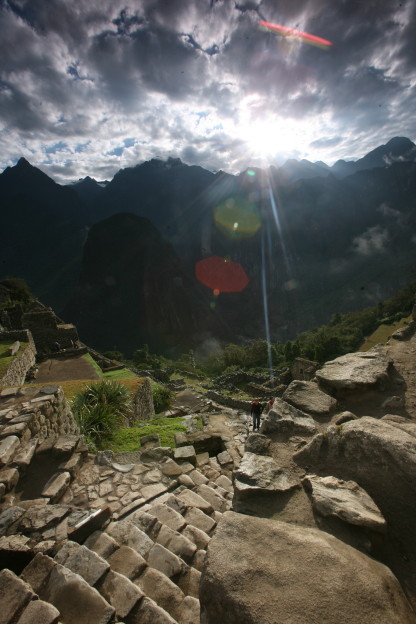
<box><xmin>1</xmin><ymin>470</ymin><xmax>233</xmax><ymax>623</ymax></box>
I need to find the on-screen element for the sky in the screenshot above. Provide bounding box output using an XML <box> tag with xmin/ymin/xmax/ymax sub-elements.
<box><xmin>0</xmin><ymin>0</ymin><xmax>415</xmax><ymax>183</ymax></box>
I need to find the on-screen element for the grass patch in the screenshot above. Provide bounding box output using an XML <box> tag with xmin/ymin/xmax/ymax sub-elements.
<box><xmin>0</xmin><ymin>341</ymin><xmax>26</xmax><ymax>378</ymax></box>
<box><xmin>359</xmin><ymin>315</ymin><xmax>412</xmax><ymax>351</ymax></box>
<box><xmin>82</xmin><ymin>353</ymin><xmax>136</xmax><ymax>380</ymax></box>
<box><xmin>25</xmin><ymin>376</ymin><xmax>146</xmax><ymax>401</ymax></box>
<box><xmin>107</xmin><ymin>416</ymin><xmax>187</xmax><ymax>452</ymax></box>
<box><xmin>83</xmin><ymin>353</ymin><xmax>105</xmax><ymax>377</ymax></box>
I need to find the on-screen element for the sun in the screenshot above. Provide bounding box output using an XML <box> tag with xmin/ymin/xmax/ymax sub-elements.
<box><xmin>239</xmin><ymin>117</ymin><xmax>304</xmax><ymax>161</ymax></box>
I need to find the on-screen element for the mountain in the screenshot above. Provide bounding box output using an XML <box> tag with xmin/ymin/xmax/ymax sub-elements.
<box><xmin>0</xmin><ymin>158</ymin><xmax>88</xmax><ymax>311</ymax></box>
<box><xmin>62</xmin><ymin>212</ymin><xmax>227</xmax><ymax>355</ymax></box>
<box><xmin>331</xmin><ymin>137</ymin><xmax>416</xmax><ymax>178</ymax></box>
<box><xmin>1</xmin><ymin>138</ymin><xmax>416</xmax><ymax>352</ymax></box>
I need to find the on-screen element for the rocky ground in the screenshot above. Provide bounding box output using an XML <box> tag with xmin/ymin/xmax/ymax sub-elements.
<box><xmin>1</xmin><ymin>329</ymin><xmax>416</xmax><ymax>623</ymax></box>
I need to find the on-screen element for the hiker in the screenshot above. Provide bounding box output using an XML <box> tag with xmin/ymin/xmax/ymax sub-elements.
<box><xmin>54</xmin><ymin>341</ymin><xmax>61</xmax><ymax>351</ymax></box>
<box><xmin>251</xmin><ymin>399</ymin><xmax>264</xmax><ymax>432</ymax></box>
<box><xmin>268</xmin><ymin>397</ymin><xmax>275</xmax><ymax>412</ymax></box>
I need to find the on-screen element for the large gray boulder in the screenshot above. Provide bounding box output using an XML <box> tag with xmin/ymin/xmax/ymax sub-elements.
<box><xmin>302</xmin><ymin>474</ymin><xmax>386</xmax><ymax>533</ymax></box>
<box><xmin>200</xmin><ymin>511</ymin><xmax>416</xmax><ymax>624</ymax></box>
<box><xmin>233</xmin><ymin>452</ymin><xmax>298</xmax><ymax>497</ymax></box>
<box><xmin>315</xmin><ymin>346</ymin><xmax>392</xmax><ymax>391</ymax></box>
<box><xmin>283</xmin><ymin>380</ymin><xmax>337</xmax><ymax>415</ymax></box>
<box><xmin>260</xmin><ymin>398</ymin><xmax>317</xmax><ymax>435</ymax></box>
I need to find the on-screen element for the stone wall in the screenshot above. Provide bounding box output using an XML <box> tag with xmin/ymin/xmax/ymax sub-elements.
<box><xmin>131</xmin><ymin>377</ymin><xmax>155</xmax><ymax>421</ymax></box>
<box><xmin>291</xmin><ymin>357</ymin><xmax>319</xmax><ymax>381</ymax></box>
<box><xmin>206</xmin><ymin>390</ymin><xmax>251</xmax><ymax>412</ymax></box>
<box><xmin>22</xmin><ymin>303</ymin><xmax>79</xmax><ymax>355</ymax></box>
<box><xmin>0</xmin><ymin>329</ymin><xmax>36</xmax><ymax>387</ymax></box>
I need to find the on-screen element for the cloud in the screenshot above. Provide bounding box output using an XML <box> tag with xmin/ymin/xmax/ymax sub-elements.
<box><xmin>351</xmin><ymin>225</ymin><xmax>389</xmax><ymax>256</ymax></box>
<box><xmin>0</xmin><ymin>0</ymin><xmax>415</xmax><ymax>182</ymax></box>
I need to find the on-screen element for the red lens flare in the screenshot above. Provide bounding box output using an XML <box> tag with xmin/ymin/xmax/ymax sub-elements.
<box><xmin>195</xmin><ymin>256</ymin><xmax>249</xmax><ymax>293</ymax></box>
<box><xmin>259</xmin><ymin>20</ymin><xmax>333</xmax><ymax>49</ymax></box>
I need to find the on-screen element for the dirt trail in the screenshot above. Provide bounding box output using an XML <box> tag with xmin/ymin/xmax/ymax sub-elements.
<box><xmin>386</xmin><ymin>331</ymin><xmax>416</xmax><ymax>420</ymax></box>
<box><xmin>35</xmin><ymin>355</ymin><xmax>100</xmax><ymax>383</ymax></box>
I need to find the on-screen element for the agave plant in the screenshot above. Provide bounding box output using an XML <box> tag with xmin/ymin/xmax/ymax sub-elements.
<box><xmin>72</xmin><ymin>380</ymin><xmax>132</xmax><ymax>447</ymax></box>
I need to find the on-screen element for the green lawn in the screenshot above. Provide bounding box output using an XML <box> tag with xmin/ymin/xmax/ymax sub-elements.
<box><xmin>82</xmin><ymin>353</ymin><xmax>137</xmax><ymax>380</ymax></box>
<box><xmin>359</xmin><ymin>315</ymin><xmax>412</xmax><ymax>351</ymax></box>
<box><xmin>107</xmin><ymin>416</ymin><xmax>188</xmax><ymax>452</ymax></box>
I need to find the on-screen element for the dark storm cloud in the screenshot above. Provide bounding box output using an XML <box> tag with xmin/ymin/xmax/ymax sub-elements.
<box><xmin>0</xmin><ymin>0</ymin><xmax>415</xmax><ymax>181</ymax></box>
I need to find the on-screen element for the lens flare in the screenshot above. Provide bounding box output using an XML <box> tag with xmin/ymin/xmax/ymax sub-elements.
<box><xmin>259</xmin><ymin>20</ymin><xmax>333</xmax><ymax>49</ymax></box>
<box><xmin>195</xmin><ymin>256</ymin><xmax>249</xmax><ymax>293</ymax></box>
<box><xmin>214</xmin><ymin>197</ymin><xmax>261</xmax><ymax>240</ymax></box>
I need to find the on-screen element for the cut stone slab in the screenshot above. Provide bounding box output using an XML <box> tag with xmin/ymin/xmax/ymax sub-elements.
<box><xmin>0</xmin><ymin>435</ymin><xmax>20</xmax><ymax>466</ymax></box>
<box><xmin>156</xmin><ymin>524</ymin><xmax>197</xmax><ymax>562</ymax></box>
<box><xmin>200</xmin><ymin>511</ymin><xmax>416</xmax><ymax>624</ymax></box>
<box><xmin>0</xmin><ymin>569</ymin><xmax>34</xmax><ymax>624</ymax></box>
<box><xmin>140</xmin><ymin>447</ymin><xmax>173</xmax><ymax>463</ymax></box>
<box><xmin>161</xmin><ymin>458</ymin><xmax>183</xmax><ymax>477</ymax></box>
<box><xmin>261</xmin><ymin>399</ymin><xmax>317</xmax><ymax>435</ymax></box>
<box><xmin>20</xmin><ymin>553</ymin><xmax>56</xmax><ymax>594</ymax></box>
<box><xmin>148</xmin><ymin>503</ymin><xmax>186</xmax><ymax>532</ymax></box>
<box><xmin>180</xmin><ymin>595</ymin><xmax>200</xmax><ymax>624</ymax></box>
<box><xmin>177</xmin><ymin>566</ymin><xmax>201</xmax><ymax>599</ymax></box>
<box><xmin>13</xmin><ymin>439</ymin><xmax>38</xmax><ymax>467</ymax></box>
<box><xmin>174</xmin><ymin>445</ymin><xmax>196</xmax><ymax>465</ymax></box>
<box><xmin>315</xmin><ymin>346</ymin><xmax>392</xmax><ymax>391</ymax></box>
<box><xmin>107</xmin><ymin>545</ymin><xmax>147</xmax><ymax>579</ymax></box>
<box><xmin>182</xmin><ymin>524</ymin><xmax>210</xmax><ymax>550</ymax></box>
<box><xmin>147</xmin><ymin>542</ymin><xmax>185</xmax><ymax>577</ymax></box>
<box><xmin>195</xmin><ymin>484</ymin><xmax>229</xmax><ymax>513</ymax></box>
<box><xmin>19</xmin><ymin>505</ymin><xmax>70</xmax><ymax>533</ymax></box>
<box><xmin>183</xmin><ymin>507</ymin><xmax>216</xmax><ymax>534</ymax></box>
<box><xmin>0</xmin><ymin>467</ymin><xmax>19</xmax><ymax>491</ymax></box>
<box><xmin>217</xmin><ymin>450</ymin><xmax>233</xmax><ymax>465</ymax></box>
<box><xmin>128</xmin><ymin>596</ymin><xmax>177</xmax><ymax>624</ymax></box>
<box><xmin>96</xmin><ymin>569</ymin><xmax>143</xmax><ymax>619</ymax></box>
<box><xmin>177</xmin><ymin>489</ymin><xmax>214</xmax><ymax>515</ymax></box>
<box><xmin>41</xmin><ymin>472</ymin><xmax>71</xmax><ymax>502</ymax></box>
<box><xmin>15</xmin><ymin>599</ymin><xmax>60</xmax><ymax>624</ymax></box>
<box><xmin>106</xmin><ymin>520</ymin><xmax>154</xmax><ymax>557</ymax></box>
<box><xmin>111</xmin><ymin>462</ymin><xmax>135</xmax><ymax>473</ymax></box>
<box><xmin>54</xmin><ymin>541</ymin><xmax>110</xmax><ymax>585</ymax></box>
<box><xmin>41</xmin><ymin>564</ymin><xmax>115</xmax><ymax>624</ymax></box>
<box><xmin>283</xmin><ymin>380</ymin><xmax>337</xmax><ymax>415</ymax></box>
<box><xmin>83</xmin><ymin>531</ymin><xmax>118</xmax><ymax>559</ymax></box>
<box><xmin>128</xmin><ymin>510</ymin><xmax>161</xmax><ymax>536</ymax></box>
<box><xmin>136</xmin><ymin>566</ymin><xmax>185</xmax><ymax>620</ymax></box>
<box><xmin>0</xmin><ymin>506</ymin><xmax>25</xmax><ymax>537</ymax></box>
<box><xmin>188</xmin><ymin>469</ymin><xmax>208</xmax><ymax>486</ymax></box>
<box><xmin>52</xmin><ymin>436</ymin><xmax>80</xmax><ymax>456</ymax></box>
<box><xmin>234</xmin><ymin>452</ymin><xmax>298</xmax><ymax>496</ymax></box>
<box><xmin>141</xmin><ymin>483</ymin><xmax>168</xmax><ymax>502</ymax></box>
<box><xmin>302</xmin><ymin>474</ymin><xmax>387</xmax><ymax>533</ymax></box>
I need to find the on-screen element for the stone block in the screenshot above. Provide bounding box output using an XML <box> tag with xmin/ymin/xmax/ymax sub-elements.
<box><xmin>177</xmin><ymin>489</ymin><xmax>214</xmax><ymax>515</ymax></box>
<box><xmin>107</xmin><ymin>545</ymin><xmax>147</xmax><ymax>579</ymax></box>
<box><xmin>0</xmin><ymin>435</ymin><xmax>20</xmax><ymax>466</ymax></box>
<box><xmin>179</xmin><ymin>595</ymin><xmax>200</xmax><ymax>624</ymax></box>
<box><xmin>84</xmin><ymin>531</ymin><xmax>118</xmax><ymax>559</ymax></box>
<box><xmin>59</xmin><ymin>453</ymin><xmax>83</xmax><ymax>475</ymax></box>
<box><xmin>147</xmin><ymin>543</ymin><xmax>185</xmax><ymax>578</ymax></box>
<box><xmin>54</xmin><ymin>541</ymin><xmax>109</xmax><ymax>585</ymax></box>
<box><xmin>0</xmin><ymin>422</ymin><xmax>29</xmax><ymax>439</ymax></box>
<box><xmin>135</xmin><ymin>566</ymin><xmax>185</xmax><ymax>620</ymax></box>
<box><xmin>41</xmin><ymin>472</ymin><xmax>71</xmax><ymax>502</ymax></box>
<box><xmin>0</xmin><ymin>569</ymin><xmax>34</xmax><ymax>624</ymax></box>
<box><xmin>156</xmin><ymin>525</ymin><xmax>197</xmax><ymax>562</ymax></box>
<box><xmin>215</xmin><ymin>474</ymin><xmax>233</xmax><ymax>492</ymax></box>
<box><xmin>141</xmin><ymin>483</ymin><xmax>168</xmax><ymax>502</ymax></box>
<box><xmin>183</xmin><ymin>507</ymin><xmax>216</xmax><ymax>534</ymax></box>
<box><xmin>128</xmin><ymin>596</ymin><xmax>177</xmax><ymax>624</ymax></box>
<box><xmin>41</xmin><ymin>564</ymin><xmax>115</xmax><ymax>624</ymax></box>
<box><xmin>12</xmin><ymin>439</ymin><xmax>38</xmax><ymax>467</ymax></box>
<box><xmin>160</xmin><ymin>458</ymin><xmax>183</xmax><ymax>477</ymax></box>
<box><xmin>196</xmin><ymin>484</ymin><xmax>228</xmax><ymax>512</ymax></box>
<box><xmin>174</xmin><ymin>446</ymin><xmax>196</xmax><ymax>465</ymax></box>
<box><xmin>192</xmin><ymin>549</ymin><xmax>207</xmax><ymax>571</ymax></box>
<box><xmin>128</xmin><ymin>510</ymin><xmax>161</xmax><ymax>537</ymax></box>
<box><xmin>188</xmin><ymin>469</ymin><xmax>209</xmax><ymax>486</ymax></box>
<box><xmin>148</xmin><ymin>503</ymin><xmax>186</xmax><ymax>533</ymax></box>
<box><xmin>106</xmin><ymin>520</ymin><xmax>154</xmax><ymax>557</ymax></box>
<box><xmin>0</xmin><ymin>506</ymin><xmax>25</xmax><ymax>537</ymax></box>
<box><xmin>178</xmin><ymin>474</ymin><xmax>194</xmax><ymax>487</ymax></box>
<box><xmin>195</xmin><ymin>452</ymin><xmax>210</xmax><ymax>467</ymax></box>
<box><xmin>96</xmin><ymin>569</ymin><xmax>143</xmax><ymax>619</ymax></box>
<box><xmin>15</xmin><ymin>599</ymin><xmax>60</xmax><ymax>624</ymax></box>
<box><xmin>182</xmin><ymin>524</ymin><xmax>210</xmax><ymax>550</ymax></box>
<box><xmin>19</xmin><ymin>505</ymin><xmax>69</xmax><ymax>534</ymax></box>
<box><xmin>217</xmin><ymin>450</ymin><xmax>233</xmax><ymax>466</ymax></box>
<box><xmin>68</xmin><ymin>507</ymin><xmax>112</xmax><ymax>543</ymax></box>
<box><xmin>177</xmin><ymin>566</ymin><xmax>202</xmax><ymax>598</ymax></box>
<box><xmin>0</xmin><ymin>467</ymin><xmax>19</xmax><ymax>491</ymax></box>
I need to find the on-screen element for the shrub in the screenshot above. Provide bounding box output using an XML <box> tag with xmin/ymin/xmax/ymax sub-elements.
<box><xmin>71</xmin><ymin>380</ymin><xmax>132</xmax><ymax>447</ymax></box>
<box><xmin>152</xmin><ymin>382</ymin><xmax>173</xmax><ymax>413</ymax></box>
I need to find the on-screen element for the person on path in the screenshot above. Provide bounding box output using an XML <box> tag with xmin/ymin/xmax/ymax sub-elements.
<box><xmin>251</xmin><ymin>399</ymin><xmax>264</xmax><ymax>431</ymax></box>
<box><xmin>268</xmin><ymin>397</ymin><xmax>275</xmax><ymax>412</ymax></box>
